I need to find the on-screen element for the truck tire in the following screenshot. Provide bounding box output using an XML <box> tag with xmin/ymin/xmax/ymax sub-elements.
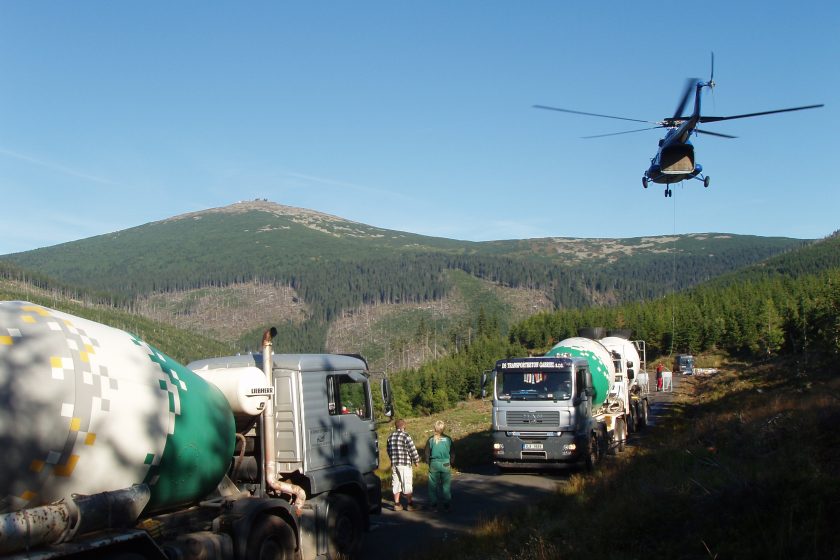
<box><xmin>608</xmin><ymin>418</ymin><xmax>626</xmax><ymax>455</ymax></box>
<box><xmin>598</xmin><ymin>426</ymin><xmax>609</xmax><ymax>458</ymax></box>
<box><xmin>246</xmin><ymin>515</ymin><xmax>297</xmax><ymax>560</ymax></box>
<box><xmin>327</xmin><ymin>494</ymin><xmax>363</xmax><ymax>559</ymax></box>
<box><xmin>584</xmin><ymin>433</ymin><xmax>599</xmax><ymax>471</ymax></box>
<box><xmin>639</xmin><ymin>399</ymin><xmax>649</xmax><ymax>429</ymax></box>
<box><xmin>628</xmin><ymin>406</ymin><xmax>637</xmax><ymax>433</ymax></box>
<box><xmin>617</xmin><ymin>418</ymin><xmax>626</xmax><ymax>452</ymax></box>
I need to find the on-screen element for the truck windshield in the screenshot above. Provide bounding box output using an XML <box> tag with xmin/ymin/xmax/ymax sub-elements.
<box><xmin>498</xmin><ymin>369</ymin><xmax>573</xmax><ymax>401</ymax></box>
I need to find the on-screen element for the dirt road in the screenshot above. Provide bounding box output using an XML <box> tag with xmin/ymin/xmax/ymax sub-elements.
<box><xmin>361</xmin><ymin>465</ymin><xmax>563</xmax><ymax>560</ymax></box>
<box><xmin>360</xmin><ymin>375</ymin><xmax>682</xmax><ymax>560</ymax></box>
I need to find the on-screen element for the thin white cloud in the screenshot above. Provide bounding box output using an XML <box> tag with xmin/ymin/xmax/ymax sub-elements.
<box><xmin>0</xmin><ymin>147</ymin><xmax>121</xmax><ymax>187</ymax></box>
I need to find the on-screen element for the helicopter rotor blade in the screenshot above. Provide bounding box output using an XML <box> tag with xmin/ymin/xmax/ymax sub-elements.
<box><xmin>581</xmin><ymin>126</ymin><xmax>665</xmax><ymax>139</ymax></box>
<box><xmin>695</xmin><ymin>128</ymin><xmax>736</xmax><ymax>139</ymax></box>
<box><xmin>533</xmin><ymin>105</ymin><xmax>656</xmax><ymax>124</ymax></box>
<box><xmin>709</xmin><ymin>52</ymin><xmax>715</xmax><ymax>88</ymax></box>
<box><xmin>699</xmin><ymin>104</ymin><xmax>823</xmax><ymax>123</ymax></box>
<box><xmin>710</xmin><ymin>64</ymin><xmax>718</xmax><ymax>113</ymax></box>
<box><xmin>672</xmin><ymin>78</ymin><xmax>699</xmax><ymax>119</ymax></box>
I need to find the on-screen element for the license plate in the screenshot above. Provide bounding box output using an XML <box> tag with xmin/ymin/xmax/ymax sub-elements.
<box><xmin>523</xmin><ymin>443</ymin><xmax>544</xmax><ymax>450</ymax></box>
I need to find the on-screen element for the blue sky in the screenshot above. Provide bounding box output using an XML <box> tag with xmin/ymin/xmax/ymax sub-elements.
<box><xmin>1</xmin><ymin>1</ymin><xmax>837</xmax><ymax>254</ymax></box>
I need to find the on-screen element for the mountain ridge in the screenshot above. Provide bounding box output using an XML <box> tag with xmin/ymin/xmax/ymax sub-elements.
<box><xmin>0</xmin><ymin>200</ymin><xmax>811</xmax><ymax>366</ymax></box>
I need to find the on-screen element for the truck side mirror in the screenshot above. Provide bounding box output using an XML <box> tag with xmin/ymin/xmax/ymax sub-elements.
<box><xmin>381</xmin><ymin>378</ymin><xmax>394</xmax><ymax>419</ymax></box>
<box><xmin>480</xmin><ymin>371</ymin><xmax>489</xmax><ymax>399</ymax></box>
<box><xmin>585</xmin><ymin>371</ymin><xmax>594</xmax><ymax>397</ymax></box>
<box><xmin>573</xmin><ymin>390</ymin><xmax>592</xmax><ymax>405</ymax></box>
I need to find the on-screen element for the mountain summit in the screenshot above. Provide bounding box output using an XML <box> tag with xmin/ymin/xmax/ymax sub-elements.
<box><xmin>163</xmin><ymin>200</ymin><xmax>389</xmax><ymax>240</ymax></box>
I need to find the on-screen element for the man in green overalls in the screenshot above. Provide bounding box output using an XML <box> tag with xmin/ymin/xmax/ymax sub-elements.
<box><xmin>425</xmin><ymin>420</ymin><xmax>455</xmax><ymax>512</ymax></box>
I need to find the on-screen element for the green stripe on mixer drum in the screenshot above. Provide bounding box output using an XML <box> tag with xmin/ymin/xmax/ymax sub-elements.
<box><xmin>545</xmin><ymin>346</ymin><xmax>610</xmax><ymax>407</ymax></box>
<box><xmin>139</xmin><ymin>343</ymin><xmax>235</xmax><ymax>511</ymax></box>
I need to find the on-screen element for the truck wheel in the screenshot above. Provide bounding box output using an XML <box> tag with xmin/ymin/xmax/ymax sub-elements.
<box><xmin>627</xmin><ymin>406</ymin><xmax>637</xmax><ymax>433</ymax></box>
<box><xmin>584</xmin><ymin>434</ymin><xmax>599</xmax><ymax>471</ymax></box>
<box><xmin>246</xmin><ymin>515</ymin><xmax>297</xmax><ymax>560</ymax></box>
<box><xmin>639</xmin><ymin>400</ymin><xmax>649</xmax><ymax>429</ymax></box>
<box><xmin>327</xmin><ymin>494</ymin><xmax>363</xmax><ymax>559</ymax></box>
<box><xmin>598</xmin><ymin>426</ymin><xmax>609</xmax><ymax>458</ymax></box>
<box><xmin>616</xmin><ymin>418</ymin><xmax>626</xmax><ymax>452</ymax></box>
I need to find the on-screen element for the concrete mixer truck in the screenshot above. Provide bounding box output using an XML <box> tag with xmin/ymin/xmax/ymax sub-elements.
<box><xmin>0</xmin><ymin>301</ymin><xmax>391</xmax><ymax>559</ymax></box>
<box><xmin>483</xmin><ymin>329</ymin><xmax>650</xmax><ymax>471</ymax></box>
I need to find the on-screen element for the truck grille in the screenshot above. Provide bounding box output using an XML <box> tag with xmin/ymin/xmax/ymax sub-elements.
<box><xmin>505</xmin><ymin>410</ymin><xmax>561</xmax><ymax>428</ymax></box>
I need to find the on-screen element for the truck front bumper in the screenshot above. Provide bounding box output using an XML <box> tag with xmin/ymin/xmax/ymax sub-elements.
<box><xmin>491</xmin><ymin>431</ymin><xmax>587</xmax><ymax>469</ymax></box>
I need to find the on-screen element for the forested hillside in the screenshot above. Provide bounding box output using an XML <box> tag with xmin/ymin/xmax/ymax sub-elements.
<box><xmin>3</xmin><ymin>202</ymin><xmax>805</xmax><ymax>311</ymax></box>
<box><xmin>389</xmin><ymin>233</ymin><xmax>840</xmax><ymax>416</ymax></box>
<box><xmin>1</xmin><ymin>201</ymin><xmax>810</xmax><ymax>357</ymax></box>
<box><xmin>0</xmin><ymin>278</ymin><xmax>232</xmax><ymax>364</ymax></box>
<box><xmin>704</xmin><ymin>229</ymin><xmax>840</xmax><ymax>286</ymax></box>
<box><xmin>3</xmin><ymin>220</ymin><xmax>837</xmax><ymax>416</ymax></box>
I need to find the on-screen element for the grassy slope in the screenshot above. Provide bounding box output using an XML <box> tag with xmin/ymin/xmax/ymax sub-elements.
<box><xmin>0</xmin><ymin>280</ymin><xmax>233</xmax><ymax>364</ymax></box>
<box><xmin>375</xmin><ymin>398</ymin><xmax>492</xmax><ymax>492</ymax></box>
<box><xmin>477</xmin><ymin>232</ymin><xmax>807</xmax><ymax>264</ymax></box>
<box><xmin>325</xmin><ymin>269</ymin><xmax>553</xmax><ymax>372</ymax></box>
<box><xmin>135</xmin><ymin>281</ymin><xmax>308</xmax><ymax>343</ymax></box>
<box><xmin>407</xmin><ymin>355</ymin><xmax>840</xmax><ymax>560</ymax></box>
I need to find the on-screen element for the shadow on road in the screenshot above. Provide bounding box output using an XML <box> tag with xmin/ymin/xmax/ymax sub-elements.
<box><xmin>363</xmin><ymin>465</ymin><xmax>569</xmax><ymax>560</ymax></box>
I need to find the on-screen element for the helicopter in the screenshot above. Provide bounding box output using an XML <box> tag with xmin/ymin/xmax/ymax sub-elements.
<box><xmin>535</xmin><ymin>55</ymin><xmax>823</xmax><ymax>197</ymax></box>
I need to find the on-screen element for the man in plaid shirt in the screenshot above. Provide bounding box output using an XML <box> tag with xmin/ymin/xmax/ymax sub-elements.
<box><xmin>387</xmin><ymin>419</ymin><xmax>420</xmax><ymax>511</ymax></box>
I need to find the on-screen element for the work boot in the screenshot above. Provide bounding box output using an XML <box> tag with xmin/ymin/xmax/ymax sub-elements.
<box><xmin>394</xmin><ymin>503</ymin><xmax>403</xmax><ymax>511</ymax></box>
<box><xmin>406</xmin><ymin>503</ymin><xmax>416</xmax><ymax>511</ymax></box>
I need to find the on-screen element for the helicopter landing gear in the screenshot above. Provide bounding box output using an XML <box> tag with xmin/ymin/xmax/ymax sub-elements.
<box><xmin>664</xmin><ymin>187</ymin><xmax>673</xmax><ymax>197</ymax></box>
<box><xmin>642</xmin><ymin>176</ymin><xmax>649</xmax><ymax>189</ymax></box>
<box><xmin>704</xmin><ymin>175</ymin><xmax>710</xmax><ymax>188</ymax></box>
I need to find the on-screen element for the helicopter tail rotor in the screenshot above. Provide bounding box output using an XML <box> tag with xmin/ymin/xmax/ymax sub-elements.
<box><xmin>708</xmin><ymin>52</ymin><xmax>717</xmax><ymax>112</ymax></box>
<box><xmin>707</xmin><ymin>51</ymin><xmax>716</xmax><ymax>90</ymax></box>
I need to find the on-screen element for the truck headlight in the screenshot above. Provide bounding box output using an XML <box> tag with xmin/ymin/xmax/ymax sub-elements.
<box><xmin>493</xmin><ymin>443</ymin><xmax>504</xmax><ymax>454</ymax></box>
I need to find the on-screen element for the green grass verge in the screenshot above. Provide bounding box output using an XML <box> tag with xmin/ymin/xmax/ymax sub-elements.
<box><xmin>376</xmin><ymin>399</ymin><xmax>492</xmax><ymax>493</ymax></box>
